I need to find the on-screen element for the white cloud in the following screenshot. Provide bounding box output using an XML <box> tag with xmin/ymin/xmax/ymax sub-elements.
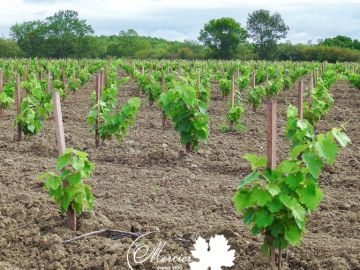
<box><xmin>138</xmin><ymin>29</ymin><xmax>188</xmax><ymax>41</ymax></box>
<box><xmin>0</xmin><ymin>0</ymin><xmax>359</xmax><ymax>43</ymax></box>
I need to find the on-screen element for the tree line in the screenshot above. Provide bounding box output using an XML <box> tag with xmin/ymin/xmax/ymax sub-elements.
<box><xmin>1</xmin><ymin>9</ymin><xmax>360</xmax><ymax>62</ymax></box>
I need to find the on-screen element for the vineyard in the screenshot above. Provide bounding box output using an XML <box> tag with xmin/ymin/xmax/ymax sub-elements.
<box><xmin>0</xmin><ymin>59</ymin><xmax>359</xmax><ymax>270</ymax></box>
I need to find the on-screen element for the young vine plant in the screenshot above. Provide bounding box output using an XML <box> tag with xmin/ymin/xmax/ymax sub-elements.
<box><xmin>233</xmin><ymin>105</ymin><xmax>350</xmax><ymax>265</ymax></box>
<box><xmin>159</xmin><ymin>83</ymin><xmax>209</xmax><ymax>152</ymax></box>
<box><xmin>37</xmin><ymin>148</ymin><xmax>95</xmax><ymax>215</ymax></box>
<box><xmin>87</xmin><ymin>70</ymin><xmax>141</xmax><ymax>144</ymax></box>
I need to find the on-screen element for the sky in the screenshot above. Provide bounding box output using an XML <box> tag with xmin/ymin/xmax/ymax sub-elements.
<box><xmin>0</xmin><ymin>0</ymin><xmax>360</xmax><ymax>44</ymax></box>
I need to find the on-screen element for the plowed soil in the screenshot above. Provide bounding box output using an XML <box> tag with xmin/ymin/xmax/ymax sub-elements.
<box><xmin>0</xmin><ymin>70</ymin><xmax>359</xmax><ymax>270</ymax></box>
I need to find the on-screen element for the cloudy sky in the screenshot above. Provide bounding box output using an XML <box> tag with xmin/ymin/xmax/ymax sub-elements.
<box><xmin>0</xmin><ymin>0</ymin><xmax>359</xmax><ymax>44</ymax></box>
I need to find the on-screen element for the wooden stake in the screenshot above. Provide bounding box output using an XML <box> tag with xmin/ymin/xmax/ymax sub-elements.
<box><xmin>0</xmin><ymin>69</ymin><xmax>3</xmax><ymax>92</ymax></box>
<box><xmin>229</xmin><ymin>73</ymin><xmax>236</xmax><ymax>130</ymax></box>
<box><xmin>61</xmin><ymin>67</ymin><xmax>66</xmax><ymax>93</ymax></box>
<box><xmin>251</xmin><ymin>71</ymin><xmax>256</xmax><ymax>88</ymax></box>
<box><xmin>53</xmin><ymin>88</ymin><xmax>76</xmax><ymax>231</ymax></box>
<box><xmin>230</xmin><ymin>73</ymin><xmax>235</xmax><ymax>109</ymax></box>
<box><xmin>101</xmin><ymin>70</ymin><xmax>105</xmax><ymax>89</ymax></box>
<box><xmin>197</xmin><ymin>69</ymin><xmax>201</xmax><ymax>90</ymax></box>
<box><xmin>251</xmin><ymin>71</ymin><xmax>257</xmax><ymax>112</ymax></box>
<box><xmin>161</xmin><ymin>73</ymin><xmax>166</xmax><ymax>129</ymax></box>
<box><xmin>95</xmin><ymin>74</ymin><xmax>100</xmax><ymax>147</ymax></box>
<box><xmin>266</xmin><ymin>100</ymin><xmax>277</xmax><ymax>170</ymax></box>
<box><xmin>309</xmin><ymin>75</ymin><xmax>313</xmax><ymax>105</ymax></box>
<box><xmin>47</xmin><ymin>71</ymin><xmax>52</xmax><ymax>93</ymax></box>
<box><xmin>297</xmin><ymin>80</ymin><xmax>304</xmax><ymax>120</ymax></box>
<box><xmin>16</xmin><ymin>74</ymin><xmax>22</xmax><ymax>141</ymax></box>
<box><xmin>53</xmin><ymin>90</ymin><xmax>66</xmax><ymax>156</ymax></box>
<box><xmin>100</xmin><ymin>70</ymin><xmax>103</xmax><ymax>91</ymax></box>
<box><xmin>148</xmin><ymin>66</ymin><xmax>152</xmax><ymax>80</ymax></box>
<box><xmin>25</xmin><ymin>66</ymin><xmax>29</xmax><ymax>81</ymax></box>
<box><xmin>104</xmin><ymin>66</ymin><xmax>107</xmax><ymax>87</ymax></box>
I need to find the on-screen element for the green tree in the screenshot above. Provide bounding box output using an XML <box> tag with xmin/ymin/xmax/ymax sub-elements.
<box><xmin>247</xmin><ymin>9</ymin><xmax>289</xmax><ymax>59</ymax></box>
<box><xmin>0</xmin><ymin>38</ymin><xmax>23</xmax><ymax>57</ymax></box>
<box><xmin>353</xmin><ymin>39</ymin><xmax>360</xmax><ymax>50</ymax></box>
<box><xmin>78</xmin><ymin>36</ymin><xmax>107</xmax><ymax>58</ymax></box>
<box><xmin>10</xmin><ymin>20</ymin><xmax>47</xmax><ymax>57</ymax></box>
<box><xmin>182</xmin><ymin>40</ymin><xmax>209</xmax><ymax>58</ymax></box>
<box><xmin>199</xmin><ymin>17</ymin><xmax>247</xmax><ymax>59</ymax></box>
<box><xmin>177</xmin><ymin>47</ymin><xmax>194</xmax><ymax>59</ymax></box>
<box><xmin>320</xmin><ymin>35</ymin><xmax>360</xmax><ymax>51</ymax></box>
<box><xmin>10</xmin><ymin>10</ymin><xmax>94</xmax><ymax>58</ymax></box>
<box><xmin>45</xmin><ymin>10</ymin><xmax>94</xmax><ymax>58</ymax></box>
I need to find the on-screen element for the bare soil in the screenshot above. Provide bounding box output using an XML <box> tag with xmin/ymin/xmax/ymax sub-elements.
<box><xmin>0</xmin><ymin>70</ymin><xmax>359</xmax><ymax>270</ymax></box>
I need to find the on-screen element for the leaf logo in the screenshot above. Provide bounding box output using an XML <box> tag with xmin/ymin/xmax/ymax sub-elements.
<box><xmin>189</xmin><ymin>234</ymin><xmax>235</xmax><ymax>270</ymax></box>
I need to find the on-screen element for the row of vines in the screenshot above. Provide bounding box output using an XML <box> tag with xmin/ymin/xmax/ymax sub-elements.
<box><xmin>0</xmin><ymin>58</ymin><xmax>359</xmax><ymax>268</ymax></box>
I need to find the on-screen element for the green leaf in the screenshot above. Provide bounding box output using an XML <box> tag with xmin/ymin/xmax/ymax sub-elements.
<box><xmin>74</xmin><ymin>149</ymin><xmax>88</xmax><ymax>159</ymax></box>
<box><xmin>266</xmin><ymin>183</ymin><xmax>281</xmax><ymax>196</ymax></box>
<box><xmin>297</xmin><ymin>184</ymin><xmax>324</xmax><ymax>210</ymax></box>
<box><xmin>238</xmin><ymin>171</ymin><xmax>260</xmax><ymax>188</ymax></box>
<box><xmin>279</xmin><ymin>194</ymin><xmax>306</xmax><ymax>229</ymax></box>
<box><xmin>287</xmin><ymin>105</ymin><xmax>298</xmax><ymax>118</ymax></box>
<box><xmin>251</xmin><ymin>225</ymin><xmax>263</xmax><ymax>236</ymax></box>
<box><xmin>315</xmin><ymin>133</ymin><xmax>339</xmax><ymax>165</ymax></box>
<box><xmin>243</xmin><ymin>209</ymin><xmax>255</xmax><ymax>224</ymax></box>
<box><xmin>67</xmin><ymin>173</ymin><xmax>81</xmax><ymax>186</ymax></box>
<box><xmin>279</xmin><ymin>194</ymin><xmax>294</xmax><ymax>209</ymax></box>
<box><xmin>332</xmin><ymin>128</ymin><xmax>351</xmax><ymax>148</ymax></box>
<box><xmin>292</xmin><ymin>203</ymin><xmax>306</xmax><ymax>230</ymax></box>
<box><xmin>297</xmin><ymin>120</ymin><xmax>309</xmax><ymax>130</ymax></box>
<box><xmin>56</xmin><ymin>153</ymin><xmax>72</xmax><ymax>170</ymax></box>
<box><xmin>28</xmin><ymin>125</ymin><xmax>35</xmax><ymax>133</ymax></box>
<box><xmin>243</xmin><ymin>154</ymin><xmax>267</xmax><ymax>171</ymax></box>
<box><xmin>290</xmin><ymin>144</ymin><xmax>308</xmax><ymax>159</ymax></box>
<box><xmin>266</xmin><ymin>198</ymin><xmax>283</xmax><ymax>213</ymax></box>
<box><xmin>303</xmin><ymin>152</ymin><xmax>323</xmax><ymax>179</ymax></box>
<box><xmin>64</xmin><ymin>147</ymin><xmax>74</xmax><ymax>154</ymax></box>
<box><xmin>84</xmin><ymin>185</ymin><xmax>94</xmax><ymax>210</ymax></box>
<box><xmin>37</xmin><ymin>172</ymin><xmax>53</xmax><ymax>181</ymax></box>
<box><xmin>233</xmin><ymin>189</ymin><xmax>251</xmax><ymax>212</ymax></box>
<box><xmin>250</xmin><ymin>187</ymin><xmax>272</xmax><ymax>206</ymax></box>
<box><xmin>49</xmin><ymin>185</ymin><xmax>62</xmax><ymax>202</ymax></box>
<box><xmin>285</xmin><ymin>224</ymin><xmax>302</xmax><ymax>245</ymax></box>
<box><xmin>284</xmin><ymin>172</ymin><xmax>304</xmax><ymax>190</ymax></box>
<box><xmin>72</xmin><ymin>157</ymin><xmax>85</xmax><ymax>170</ymax></box>
<box><xmin>44</xmin><ymin>176</ymin><xmax>61</xmax><ymax>190</ymax></box>
<box><xmin>277</xmin><ymin>160</ymin><xmax>301</xmax><ymax>174</ymax></box>
<box><xmin>254</xmin><ymin>208</ymin><xmax>274</xmax><ymax>228</ymax></box>
<box><xmin>269</xmin><ymin>221</ymin><xmax>285</xmax><ymax>238</ymax></box>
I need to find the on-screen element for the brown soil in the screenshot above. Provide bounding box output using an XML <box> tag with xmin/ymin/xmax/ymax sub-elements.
<box><xmin>0</xmin><ymin>70</ymin><xmax>359</xmax><ymax>270</ymax></box>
